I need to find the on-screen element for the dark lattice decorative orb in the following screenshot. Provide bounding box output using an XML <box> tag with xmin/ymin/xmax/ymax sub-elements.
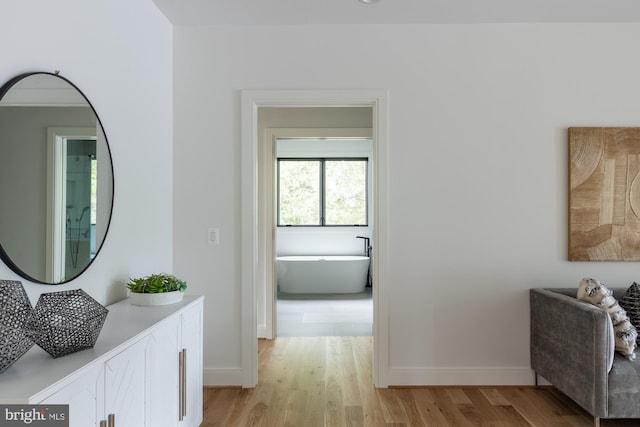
<box><xmin>27</xmin><ymin>289</ymin><xmax>108</xmax><ymax>358</ymax></box>
<box><xmin>620</xmin><ymin>282</ymin><xmax>640</xmax><ymax>345</ymax></box>
<box><xmin>0</xmin><ymin>280</ymin><xmax>35</xmax><ymax>373</ymax></box>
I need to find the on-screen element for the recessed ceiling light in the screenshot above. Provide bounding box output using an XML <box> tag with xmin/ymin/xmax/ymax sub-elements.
<box><xmin>359</xmin><ymin>0</ymin><xmax>380</xmax><ymax>4</ymax></box>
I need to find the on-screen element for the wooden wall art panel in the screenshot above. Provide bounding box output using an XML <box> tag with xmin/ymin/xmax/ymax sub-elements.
<box><xmin>569</xmin><ymin>127</ymin><xmax>640</xmax><ymax>261</ymax></box>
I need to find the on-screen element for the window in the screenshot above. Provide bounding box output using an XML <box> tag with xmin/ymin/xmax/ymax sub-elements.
<box><xmin>277</xmin><ymin>158</ymin><xmax>368</xmax><ymax>226</ymax></box>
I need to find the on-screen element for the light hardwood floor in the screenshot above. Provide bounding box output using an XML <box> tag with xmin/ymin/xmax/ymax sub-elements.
<box><xmin>201</xmin><ymin>337</ymin><xmax>638</xmax><ymax>426</ymax></box>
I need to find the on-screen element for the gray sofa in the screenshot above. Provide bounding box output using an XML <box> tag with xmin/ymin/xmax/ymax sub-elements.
<box><xmin>530</xmin><ymin>288</ymin><xmax>640</xmax><ymax>427</ymax></box>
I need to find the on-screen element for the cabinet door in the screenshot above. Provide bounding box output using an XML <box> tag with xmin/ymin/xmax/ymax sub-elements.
<box><xmin>103</xmin><ymin>337</ymin><xmax>149</xmax><ymax>427</ymax></box>
<box><xmin>149</xmin><ymin>315</ymin><xmax>180</xmax><ymax>427</ymax></box>
<box><xmin>179</xmin><ymin>301</ymin><xmax>203</xmax><ymax>427</ymax></box>
<box><xmin>38</xmin><ymin>362</ymin><xmax>104</xmax><ymax>427</ymax></box>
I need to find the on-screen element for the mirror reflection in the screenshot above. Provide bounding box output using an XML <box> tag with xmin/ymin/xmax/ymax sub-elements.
<box><xmin>0</xmin><ymin>73</ymin><xmax>113</xmax><ymax>284</ymax></box>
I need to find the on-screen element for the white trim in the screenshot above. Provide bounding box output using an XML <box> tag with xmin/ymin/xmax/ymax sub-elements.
<box><xmin>371</xmin><ymin>93</ymin><xmax>390</xmax><ymax>388</ymax></box>
<box><xmin>1</xmin><ymin>87</ymin><xmax>86</xmax><ymax>107</ymax></box>
<box><xmin>257</xmin><ymin>324</ymin><xmax>270</xmax><ymax>339</ymax></box>
<box><xmin>387</xmin><ymin>367</ymin><xmax>536</xmax><ymax>386</ymax></box>
<box><xmin>46</xmin><ymin>130</ymin><xmax>66</xmax><ymax>283</ymax></box>
<box><xmin>241</xmin><ymin>92</ymin><xmax>259</xmax><ymax>388</ymax></box>
<box><xmin>45</xmin><ymin>127</ymin><xmax>96</xmax><ymax>283</ymax></box>
<box><xmin>241</xmin><ymin>89</ymin><xmax>390</xmax><ymax>388</ymax></box>
<box><xmin>202</xmin><ymin>368</ymin><xmax>243</xmax><ymax>387</ymax></box>
<box><xmin>270</xmin><ymin>127</ymin><xmax>372</xmax><ymax>140</ymax></box>
<box><xmin>258</xmin><ymin>128</ymin><xmax>275</xmax><ymax>340</ymax></box>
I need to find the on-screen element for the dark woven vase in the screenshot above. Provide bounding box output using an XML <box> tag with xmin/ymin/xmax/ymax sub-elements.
<box><xmin>0</xmin><ymin>280</ymin><xmax>35</xmax><ymax>373</ymax></box>
<box><xmin>26</xmin><ymin>289</ymin><xmax>108</xmax><ymax>358</ymax></box>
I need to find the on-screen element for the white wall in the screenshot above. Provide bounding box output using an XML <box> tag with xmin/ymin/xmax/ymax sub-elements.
<box><xmin>173</xmin><ymin>23</ymin><xmax>640</xmax><ymax>385</ymax></box>
<box><xmin>1</xmin><ymin>0</ymin><xmax>173</xmax><ymax>305</ymax></box>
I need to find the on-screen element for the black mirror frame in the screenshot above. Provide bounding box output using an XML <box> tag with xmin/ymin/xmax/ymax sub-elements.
<box><xmin>0</xmin><ymin>71</ymin><xmax>114</xmax><ymax>284</ymax></box>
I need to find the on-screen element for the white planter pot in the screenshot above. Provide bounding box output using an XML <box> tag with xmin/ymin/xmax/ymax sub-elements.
<box><xmin>129</xmin><ymin>291</ymin><xmax>184</xmax><ymax>306</ymax></box>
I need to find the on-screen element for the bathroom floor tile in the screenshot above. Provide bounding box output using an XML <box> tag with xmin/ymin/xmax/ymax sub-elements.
<box><xmin>276</xmin><ymin>288</ymin><xmax>372</xmax><ymax>337</ymax></box>
<box><xmin>302</xmin><ymin>311</ymin><xmax>372</xmax><ymax>324</ymax></box>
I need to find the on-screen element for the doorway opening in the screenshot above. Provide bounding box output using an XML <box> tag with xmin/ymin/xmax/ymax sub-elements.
<box><xmin>241</xmin><ymin>90</ymin><xmax>389</xmax><ymax>388</ymax></box>
<box><xmin>263</xmin><ymin>128</ymin><xmax>374</xmax><ymax>339</ymax></box>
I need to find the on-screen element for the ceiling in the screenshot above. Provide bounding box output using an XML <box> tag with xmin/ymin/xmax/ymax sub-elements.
<box><xmin>153</xmin><ymin>0</ymin><xmax>640</xmax><ymax>26</ymax></box>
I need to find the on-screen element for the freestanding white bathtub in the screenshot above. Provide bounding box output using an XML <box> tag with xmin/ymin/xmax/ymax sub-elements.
<box><xmin>276</xmin><ymin>255</ymin><xmax>370</xmax><ymax>294</ymax></box>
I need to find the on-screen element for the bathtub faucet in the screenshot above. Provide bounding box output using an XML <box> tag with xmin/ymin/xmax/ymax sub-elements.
<box><xmin>356</xmin><ymin>236</ymin><xmax>372</xmax><ymax>257</ymax></box>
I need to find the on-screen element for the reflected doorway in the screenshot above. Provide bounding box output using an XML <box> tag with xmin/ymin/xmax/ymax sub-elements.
<box><xmin>46</xmin><ymin>129</ymin><xmax>97</xmax><ymax>283</ymax></box>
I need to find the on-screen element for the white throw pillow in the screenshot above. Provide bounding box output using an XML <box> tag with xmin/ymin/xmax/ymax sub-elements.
<box><xmin>577</xmin><ymin>277</ymin><xmax>637</xmax><ymax>361</ymax></box>
<box><xmin>605</xmin><ymin>314</ymin><xmax>615</xmax><ymax>372</ymax></box>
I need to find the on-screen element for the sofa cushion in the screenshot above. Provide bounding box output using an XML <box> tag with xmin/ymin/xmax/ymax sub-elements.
<box><xmin>577</xmin><ymin>278</ymin><xmax>637</xmax><ymax>360</ymax></box>
<box><xmin>607</xmin><ymin>351</ymin><xmax>640</xmax><ymax>418</ymax></box>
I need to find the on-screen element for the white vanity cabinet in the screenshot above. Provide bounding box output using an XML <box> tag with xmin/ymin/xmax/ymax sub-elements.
<box><xmin>179</xmin><ymin>302</ymin><xmax>203</xmax><ymax>426</ymax></box>
<box><xmin>0</xmin><ymin>295</ymin><xmax>204</xmax><ymax>427</ymax></box>
<box><xmin>101</xmin><ymin>336</ymin><xmax>150</xmax><ymax>426</ymax></box>
<box><xmin>148</xmin><ymin>300</ymin><xmax>203</xmax><ymax>427</ymax></box>
<box><xmin>38</xmin><ymin>361</ymin><xmax>105</xmax><ymax>427</ymax></box>
<box><xmin>149</xmin><ymin>316</ymin><xmax>180</xmax><ymax>425</ymax></box>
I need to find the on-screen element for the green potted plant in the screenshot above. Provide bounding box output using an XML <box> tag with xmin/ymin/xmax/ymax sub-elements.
<box><xmin>126</xmin><ymin>273</ymin><xmax>187</xmax><ymax>306</ymax></box>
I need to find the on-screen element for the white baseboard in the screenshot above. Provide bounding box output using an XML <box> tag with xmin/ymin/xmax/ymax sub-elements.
<box><xmin>203</xmin><ymin>368</ymin><xmax>243</xmax><ymax>387</ymax></box>
<box><xmin>387</xmin><ymin>367</ymin><xmax>536</xmax><ymax>386</ymax></box>
<box><xmin>204</xmin><ymin>366</ymin><xmax>536</xmax><ymax>388</ymax></box>
<box><xmin>257</xmin><ymin>324</ymin><xmax>272</xmax><ymax>339</ymax></box>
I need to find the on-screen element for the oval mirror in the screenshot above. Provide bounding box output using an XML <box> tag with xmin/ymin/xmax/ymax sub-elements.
<box><xmin>0</xmin><ymin>72</ymin><xmax>114</xmax><ymax>284</ymax></box>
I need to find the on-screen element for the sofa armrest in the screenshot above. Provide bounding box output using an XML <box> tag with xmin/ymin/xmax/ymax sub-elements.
<box><xmin>530</xmin><ymin>288</ymin><xmax>611</xmax><ymax>418</ymax></box>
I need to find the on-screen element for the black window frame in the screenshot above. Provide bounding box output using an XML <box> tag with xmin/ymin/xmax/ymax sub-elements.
<box><xmin>277</xmin><ymin>157</ymin><xmax>369</xmax><ymax>227</ymax></box>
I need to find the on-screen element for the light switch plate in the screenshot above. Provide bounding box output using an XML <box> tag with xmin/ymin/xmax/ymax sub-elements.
<box><xmin>208</xmin><ymin>228</ymin><xmax>220</xmax><ymax>245</ymax></box>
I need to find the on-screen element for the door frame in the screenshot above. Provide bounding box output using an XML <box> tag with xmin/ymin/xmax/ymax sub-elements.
<box><xmin>46</xmin><ymin>127</ymin><xmax>97</xmax><ymax>283</ymax></box>
<box><xmin>240</xmin><ymin>89</ymin><xmax>389</xmax><ymax>387</ymax></box>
